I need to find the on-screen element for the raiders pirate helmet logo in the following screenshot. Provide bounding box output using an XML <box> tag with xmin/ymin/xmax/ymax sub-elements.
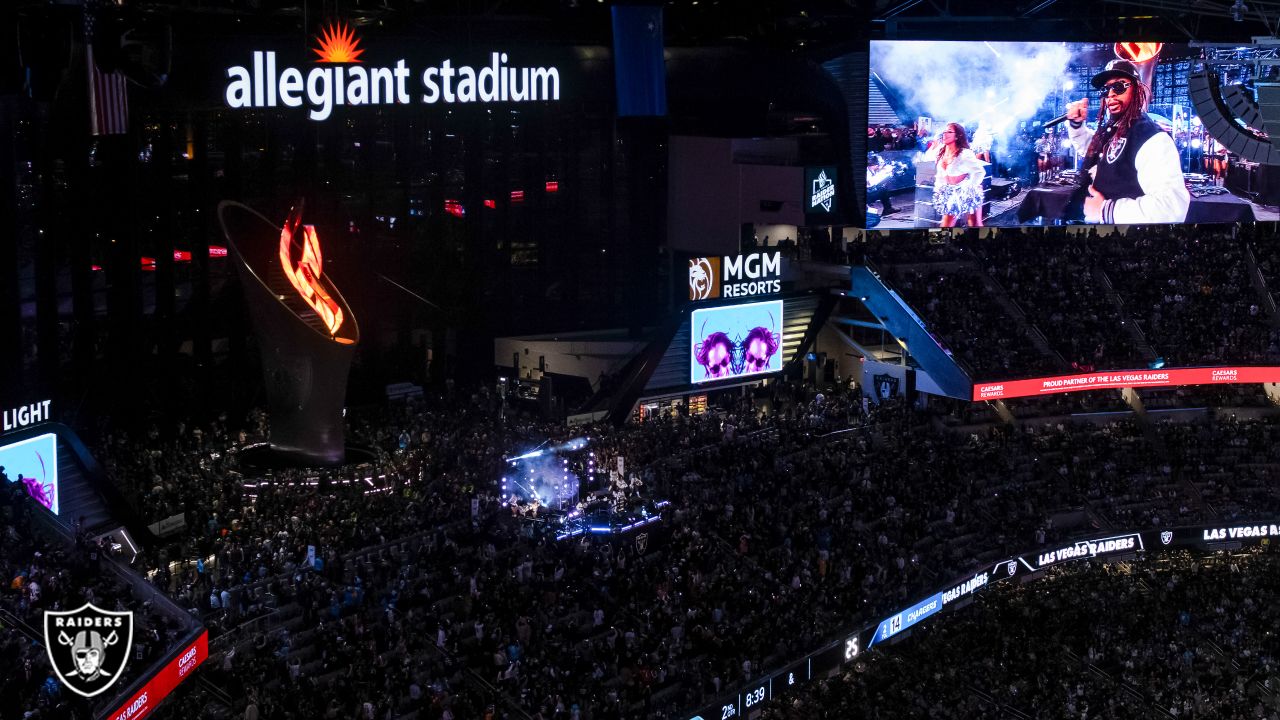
<box><xmin>44</xmin><ymin>603</ymin><xmax>134</xmax><ymax>697</ymax></box>
<box><xmin>1105</xmin><ymin>137</ymin><xmax>1127</xmax><ymax>165</ymax></box>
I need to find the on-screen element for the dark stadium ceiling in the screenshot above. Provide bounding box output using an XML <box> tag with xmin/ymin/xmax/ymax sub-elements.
<box><xmin>13</xmin><ymin>0</ymin><xmax>1278</xmax><ymax>49</ymax></box>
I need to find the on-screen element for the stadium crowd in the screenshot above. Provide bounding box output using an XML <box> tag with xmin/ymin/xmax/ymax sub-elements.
<box><xmin>2</xmin><ymin>367</ymin><xmax>1277</xmax><ymax>719</ymax></box>
<box><xmin>857</xmin><ymin>224</ymin><xmax>1280</xmax><ymax>384</ymax></box>
<box><xmin>2</xmin><ymin>222</ymin><xmax>1280</xmax><ymax>718</ymax></box>
<box><xmin>761</xmin><ymin>547</ymin><xmax>1280</xmax><ymax>720</ymax></box>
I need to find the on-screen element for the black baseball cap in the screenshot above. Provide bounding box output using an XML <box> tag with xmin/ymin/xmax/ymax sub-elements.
<box><xmin>1091</xmin><ymin>59</ymin><xmax>1142</xmax><ymax>89</ymax></box>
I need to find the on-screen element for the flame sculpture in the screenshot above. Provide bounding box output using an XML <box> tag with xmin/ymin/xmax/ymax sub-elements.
<box><xmin>279</xmin><ymin>207</ymin><xmax>344</xmax><ymax>337</ymax></box>
<box><xmin>313</xmin><ymin>22</ymin><xmax>365</xmax><ymax>64</ymax></box>
<box><xmin>219</xmin><ymin>200</ymin><xmax>359</xmax><ymax>466</ymax></box>
<box><xmin>1114</xmin><ymin>42</ymin><xmax>1164</xmax><ymax>112</ymax></box>
<box><xmin>1115</xmin><ymin>42</ymin><xmax>1163</xmax><ymax>64</ymax></box>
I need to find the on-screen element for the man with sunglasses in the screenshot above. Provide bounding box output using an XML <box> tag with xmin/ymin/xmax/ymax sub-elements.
<box><xmin>1064</xmin><ymin>59</ymin><xmax>1189</xmax><ymax>224</ymax></box>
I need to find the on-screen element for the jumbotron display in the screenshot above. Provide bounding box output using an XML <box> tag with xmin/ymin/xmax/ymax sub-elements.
<box><xmin>690</xmin><ymin>300</ymin><xmax>783</xmax><ymax>384</ymax></box>
<box><xmin>0</xmin><ymin>433</ymin><xmax>59</xmax><ymax>515</ymax></box>
<box><xmin>863</xmin><ymin>41</ymin><xmax>1266</xmax><ymax>228</ymax></box>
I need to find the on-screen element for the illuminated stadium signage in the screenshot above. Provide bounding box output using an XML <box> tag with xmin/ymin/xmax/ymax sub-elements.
<box><xmin>805</xmin><ymin>166</ymin><xmax>837</xmax><ymax>214</ymax></box>
<box><xmin>972</xmin><ymin>366</ymin><xmax>1280</xmax><ymax>401</ymax></box>
<box><xmin>3</xmin><ymin>399</ymin><xmax>52</xmax><ymax>433</ymax></box>
<box><xmin>688</xmin><ymin>251</ymin><xmax>782</xmax><ymax>301</ymax></box>
<box><xmin>105</xmin><ymin>631</ymin><xmax>208</xmax><ymax>720</ymax></box>
<box><xmin>224</xmin><ymin>23</ymin><xmax>561</xmax><ymax>121</ymax></box>
<box><xmin>690</xmin><ymin>300</ymin><xmax>784</xmax><ymax>384</ymax></box>
<box><xmin>941</xmin><ymin>570</ymin><xmax>988</xmax><ymax>605</ymax></box>
<box><xmin>869</xmin><ymin>591</ymin><xmax>942</xmax><ymax>647</ymax></box>
<box><xmin>0</xmin><ymin>433</ymin><xmax>59</xmax><ymax>515</ymax></box>
<box><xmin>1029</xmin><ymin>533</ymin><xmax>1142</xmax><ymax>570</ymax></box>
<box><xmin>1202</xmin><ymin>523</ymin><xmax>1280</xmax><ymax>541</ymax></box>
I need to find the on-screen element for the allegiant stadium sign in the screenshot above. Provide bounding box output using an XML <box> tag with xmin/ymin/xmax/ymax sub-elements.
<box><xmin>224</xmin><ymin>23</ymin><xmax>561</xmax><ymax>121</ymax></box>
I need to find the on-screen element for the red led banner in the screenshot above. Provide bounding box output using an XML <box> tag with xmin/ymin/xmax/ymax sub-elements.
<box><xmin>106</xmin><ymin>631</ymin><xmax>208</xmax><ymax>720</ymax></box>
<box><xmin>973</xmin><ymin>366</ymin><xmax>1280</xmax><ymax>401</ymax></box>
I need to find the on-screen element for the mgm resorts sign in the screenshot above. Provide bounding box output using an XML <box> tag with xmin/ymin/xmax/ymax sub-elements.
<box><xmin>689</xmin><ymin>251</ymin><xmax>782</xmax><ymax>301</ymax></box>
<box><xmin>223</xmin><ymin>23</ymin><xmax>561</xmax><ymax>121</ymax></box>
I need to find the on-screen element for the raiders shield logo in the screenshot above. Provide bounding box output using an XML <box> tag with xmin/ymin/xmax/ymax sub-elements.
<box><xmin>872</xmin><ymin>373</ymin><xmax>899</xmax><ymax>401</ymax></box>
<box><xmin>1105</xmin><ymin>137</ymin><xmax>1127</xmax><ymax>164</ymax></box>
<box><xmin>1161</xmin><ymin>530</ymin><xmax>1173</xmax><ymax>545</ymax></box>
<box><xmin>635</xmin><ymin>532</ymin><xmax>649</xmax><ymax>554</ymax></box>
<box><xmin>44</xmin><ymin>604</ymin><xmax>133</xmax><ymax>698</ymax></box>
<box><xmin>1006</xmin><ymin>561</ymin><xmax>1017</xmax><ymax>577</ymax></box>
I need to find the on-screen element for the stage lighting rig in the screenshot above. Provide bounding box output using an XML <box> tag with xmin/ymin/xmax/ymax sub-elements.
<box><xmin>1232</xmin><ymin>0</ymin><xmax>1247</xmax><ymax>23</ymax></box>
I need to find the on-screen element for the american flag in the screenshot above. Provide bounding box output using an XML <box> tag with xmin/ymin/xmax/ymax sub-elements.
<box><xmin>84</xmin><ymin>2</ymin><xmax>128</xmax><ymax>136</ymax></box>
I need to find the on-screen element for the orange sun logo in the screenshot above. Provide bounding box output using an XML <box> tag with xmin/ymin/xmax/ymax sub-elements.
<box><xmin>313</xmin><ymin>22</ymin><xmax>364</xmax><ymax>63</ymax></box>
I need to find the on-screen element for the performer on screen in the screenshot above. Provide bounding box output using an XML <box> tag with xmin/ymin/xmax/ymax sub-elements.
<box><xmin>925</xmin><ymin>122</ymin><xmax>986</xmax><ymax>228</ymax></box>
<box><xmin>1064</xmin><ymin>59</ymin><xmax>1189</xmax><ymax>224</ymax></box>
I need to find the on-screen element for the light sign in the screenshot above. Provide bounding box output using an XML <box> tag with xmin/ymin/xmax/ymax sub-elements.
<box><xmin>688</xmin><ymin>251</ymin><xmax>782</xmax><ymax>301</ymax></box>
<box><xmin>3</xmin><ymin>399</ymin><xmax>52</xmax><ymax>433</ymax></box>
<box><xmin>224</xmin><ymin>24</ymin><xmax>561</xmax><ymax>121</ymax></box>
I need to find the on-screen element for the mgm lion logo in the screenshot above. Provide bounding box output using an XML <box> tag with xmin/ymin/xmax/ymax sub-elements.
<box><xmin>688</xmin><ymin>257</ymin><xmax>720</xmax><ymax>301</ymax></box>
<box><xmin>44</xmin><ymin>604</ymin><xmax>133</xmax><ymax>697</ymax></box>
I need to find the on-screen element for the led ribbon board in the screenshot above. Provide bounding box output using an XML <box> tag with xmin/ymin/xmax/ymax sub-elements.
<box><xmin>973</xmin><ymin>366</ymin><xmax>1280</xmax><ymax>401</ymax></box>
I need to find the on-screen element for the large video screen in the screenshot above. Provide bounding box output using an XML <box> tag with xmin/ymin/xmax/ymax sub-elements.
<box><xmin>863</xmin><ymin>41</ymin><xmax>1269</xmax><ymax>229</ymax></box>
<box><xmin>691</xmin><ymin>300</ymin><xmax>784</xmax><ymax>384</ymax></box>
<box><xmin>0</xmin><ymin>433</ymin><xmax>59</xmax><ymax>515</ymax></box>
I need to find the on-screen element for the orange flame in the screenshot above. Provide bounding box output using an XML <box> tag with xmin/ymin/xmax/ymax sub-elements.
<box><xmin>280</xmin><ymin>209</ymin><xmax>344</xmax><ymax>337</ymax></box>
<box><xmin>313</xmin><ymin>23</ymin><xmax>364</xmax><ymax>63</ymax></box>
<box><xmin>1115</xmin><ymin>42</ymin><xmax>1163</xmax><ymax>64</ymax></box>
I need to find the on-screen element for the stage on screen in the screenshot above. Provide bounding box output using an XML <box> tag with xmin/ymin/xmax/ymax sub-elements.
<box><xmin>690</xmin><ymin>300</ymin><xmax>784</xmax><ymax>384</ymax></box>
<box><xmin>863</xmin><ymin>40</ymin><xmax>1272</xmax><ymax>229</ymax></box>
<box><xmin>0</xmin><ymin>433</ymin><xmax>59</xmax><ymax>515</ymax></box>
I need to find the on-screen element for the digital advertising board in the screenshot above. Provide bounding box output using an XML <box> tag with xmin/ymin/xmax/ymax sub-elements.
<box><xmin>861</xmin><ymin>41</ymin><xmax>1265</xmax><ymax>228</ymax></box>
<box><xmin>105</xmin><ymin>631</ymin><xmax>209</xmax><ymax>720</ymax></box>
<box><xmin>687</xmin><ymin>251</ymin><xmax>783</xmax><ymax>302</ymax></box>
<box><xmin>0</xmin><ymin>433</ymin><xmax>59</xmax><ymax>515</ymax></box>
<box><xmin>690</xmin><ymin>300</ymin><xmax>784</xmax><ymax>384</ymax></box>
<box><xmin>972</xmin><ymin>366</ymin><xmax>1280</xmax><ymax>401</ymax></box>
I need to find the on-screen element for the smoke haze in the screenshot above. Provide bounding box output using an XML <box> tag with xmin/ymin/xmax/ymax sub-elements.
<box><xmin>872</xmin><ymin>41</ymin><xmax>1073</xmax><ymax>145</ymax></box>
